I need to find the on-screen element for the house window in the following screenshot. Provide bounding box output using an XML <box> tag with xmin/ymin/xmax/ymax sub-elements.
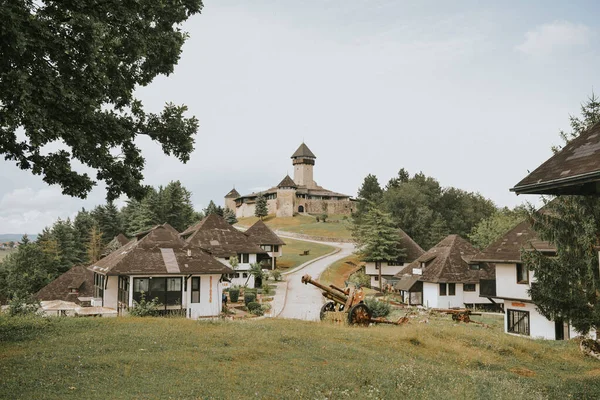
<box><xmin>507</xmin><ymin>309</ymin><xmax>530</xmax><ymax>336</ymax></box>
<box><xmin>448</xmin><ymin>283</ymin><xmax>456</xmax><ymax>296</ymax></box>
<box><xmin>262</xmin><ymin>245</ymin><xmax>273</xmax><ymax>252</ymax></box>
<box><xmin>464</xmin><ymin>283</ymin><xmax>476</xmax><ymax>292</ymax></box>
<box><xmin>134</xmin><ymin>278</ymin><xmax>149</xmax><ymax>293</ymax></box>
<box><xmin>374</xmin><ymin>276</ymin><xmax>379</xmax><ymax>281</ymax></box>
<box><xmin>191</xmin><ymin>277</ymin><xmax>200</xmax><ymax>303</ymax></box>
<box><xmin>469</xmin><ymin>263</ymin><xmax>480</xmax><ymax>270</ymax></box>
<box><xmin>439</xmin><ymin>283</ymin><xmax>447</xmax><ymax>296</ymax></box>
<box><xmin>94</xmin><ymin>273</ymin><xmax>105</xmax><ymax>298</ymax></box>
<box><xmin>273</xmin><ymin>245</ymin><xmax>279</xmax><ymax>252</ymax></box>
<box><xmin>375</xmin><ymin>263</ymin><xmax>380</xmax><ymax>270</ymax></box>
<box><xmin>242</xmin><ymin>273</ymin><xmax>248</xmax><ymax>278</ymax></box>
<box><xmin>516</xmin><ymin>263</ymin><xmax>529</xmax><ymax>284</ymax></box>
<box><xmin>133</xmin><ymin>277</ymin><xmax>182</xmax><ymax>307</ymax></box>
<box><xmin>388</xmin><ymin>261</ymin><xmax>404</xmax><ymax>266</ymax></box>
<box><xmin>238</xmin><ymin>253</ymin><xmax>249</xmax><ymax>263</ymax></box>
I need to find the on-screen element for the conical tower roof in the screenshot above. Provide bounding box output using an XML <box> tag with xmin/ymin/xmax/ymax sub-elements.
<box><xmin>277</xmin><ymin>175</ymin><xmax>297</xmax><ymax>188</ymax></box>
<box><xmin>225</xmin><ymin>188</ymin><xmax>240</xmax><ymax>198</ymax></box>
<box><xmin>291</xmin><ymin>143</ymin><xmax>316</xmax><ymax>159</ymax></box>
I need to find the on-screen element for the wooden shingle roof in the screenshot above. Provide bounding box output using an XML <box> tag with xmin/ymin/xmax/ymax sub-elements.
<box><xmin>291</xmin><ymin>143</ymin><xmax>316</xmax><ymax>159</ymax></box>
<box><xmin>277</xmin><ymin>175</ymin><xmax>297</xmax><ymax>188</ymax></box>
<box><xmin>472</xmin><ymin>220</ymin><xmax>555</xmax><ymax>263</ymax></box>
<box><xmin>512</xmin><ymin>121</ymin><xmax>600</xmax><ymax>195</ymax></box>
<box><xmin>225</xmin><ymin>188</ymin><xmax>241</xmax><ymax>198</ymax></box>
<box><xmin>245</xmin><ymin>220</ymin><xmax>286</xmax><ymax>246</ymax></box>
<box><xmin>35</xmin><ymin>265</ymin><xmax>94</xmax><ymax>303</ymax></box>
<box><xmin>395</xmin><ymin>235</ymin><xmax>494</xmax><ymax>284</ymax></box>
<box><xmin>89</xmin><ymin>224</ymin><xmax>233</xmax><ymax>276</ymax></box>
<box><xmin>181</xmin><ymin>214</ymin><xmax>267</xmax><ymax>258</ymax></box>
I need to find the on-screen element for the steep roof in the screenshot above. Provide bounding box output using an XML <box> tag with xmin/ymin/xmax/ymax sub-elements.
<box><xmin>394</xmin><ymin>235</ymin><xmax>494</xmax><ymax>284</ymax></box>
<box><xmin>472</xmin><ymin>220</ymin><xmax>555</xmax><ymax>263</ymax></box>
<box><xmin>512</xmin><ymin>121</ymin><xmax>600</xmax><ymax>195</ymax></box>
<box><xmin>245</xmin><ymin>220</ymin><xmax>286</xmax><ymax>246</ymax></box>
<box><xmin>277</xmin><ymin>175</ymin><xmax>297</xmax><ymax>188</ymax></box>
<box><xmin>225</xmin><ymin>188</ymin><xmax>241</xmax><ymax>198</ymax></box>
<box><xmin>181</xmin><ymin>214</ymin><xmax>267</xmax><ymax>258</ymax></box>
<box><xmin>35</xmin><ymin>265</ymin><xmax>94</xmax><ymax>304</ymax></box>
<box><xmin>89</xmin><ymin>224</ymin><xmax>233</xmax><ymax>276</ymax></box>
<box><xmin>291</xmin><ymin>143</ymin><xmax>316</xmax><ymax>159</ymax></box>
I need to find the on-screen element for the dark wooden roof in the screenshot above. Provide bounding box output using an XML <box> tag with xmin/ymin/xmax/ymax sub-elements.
<box><xmin>277</xmin><ymin>175</ymin><xmax>297</xmax><ymax>188</ymax></box>
<box><xmin>35</xmin><ymin>265</ymin><xmax>94</xmax><ymax>303</ymax></box>
<box><xmin>394</xmin><ymin>235</ymin><xmax>494</xmax><ymax>284</ymax></box>
<box><xmin>512</xmin><ymin>121</ymin><xmax>600</xmax><ymax>195</ymax></box>
<box><xmin>89</xmin><ymin>224</ymin><xmax>233</xmax><ymax>276</ymax></box>
<box><xmin>245</xmin><ymin>220</ymin><xmax>286</xmax><ymax>246</ymax></box>
<box><xmin>291</xmin><ymin>143</ymin><xmax>316</xmax><ymax>159</ymax></box>
<box><xmin>181</xmin><ymin>214</ymin><xmax>267</xmax><ymax>258</ymax></box>
<box><xmin>472</xmin><ymin>220</ymin><xmax>555</xmax><ymax>263</ymax></box>
<box><xmin>225</xmin><ymin>188</ymin><xmax>241</xmax><ymax>198</ymax></box>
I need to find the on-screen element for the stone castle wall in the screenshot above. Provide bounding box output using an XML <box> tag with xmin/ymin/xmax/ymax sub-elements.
<box><xmin>276</xmin><ymin>189</ymin><xmax>295</xmax><ymax>217</ymax></box>
<box><xmin>297</xmin><ymin>199</ymin><xmax>356</xmax><ymax>215</ymax></box>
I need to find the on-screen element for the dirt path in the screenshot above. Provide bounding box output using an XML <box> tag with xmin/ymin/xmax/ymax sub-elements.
<box><xmin>277</xmin><ymin>239</ymin><xmax>355</xmax><ymax>321</ymax></box>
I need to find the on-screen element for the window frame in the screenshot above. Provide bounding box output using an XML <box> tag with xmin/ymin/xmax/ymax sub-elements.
<box><xmin>516</xmin><ymin>263</ymin><xmax>529</xmax><ymax>284</ymax></box>
<box><xmin>448</xmin><ymin>283</ymin><xmax>456</xmax><ymax>296</ymax></box>
<box><xmin>507</xmin><ymin>309</ymin><xmax>530</xmax><ymax>336</ymax></box>
<box><xmin>463</xmin><ymin>283</ymin><xmax>476</xmax><ymax>292</ymax></box>
<box><xmin>439</xmin><ymin>283</ymin><xmax>447</xmax><ymax>296</ymax></box>
<box><xmin>191</xmin><ymin>277</ymin><xmax>200</xmax><ymax>303</ymax></box>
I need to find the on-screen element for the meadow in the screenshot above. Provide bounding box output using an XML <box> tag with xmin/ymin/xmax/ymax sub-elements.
<box><xmin>1</xmin><ymin>314</ymin><xmax>599</xmax><ymax>399</ymax></box>
<box><xmin>276</xmin><ymin>238</ymin><xmax>336</xmax><ymax>270</ymax></box>
<box><xmin>237</xmin><ymin>214</ymin><xmax>352</xmax><ymax>240</ymax></box>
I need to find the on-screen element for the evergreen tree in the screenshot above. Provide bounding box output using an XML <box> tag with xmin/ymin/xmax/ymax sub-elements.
<box><xmin>254</xmin><ymin>194</ymin><xmax>268</xmax><ymax>220</ymax></box>
<box><xmin>159</xmin><ymin>181</ymin><xmax>196</xmax><ymax>231</ymax></box>
<box><xmin>87</xmin><ymin>225</ymin><xmax>104</xmax><ymax>263</ymax></box>
<box><xmin>224</xmin><ymin>208</ymin><xmax>238</xmax><ymax>225</ymax></box>
<box><xmin>204</xmin><ymin>200</ymin><xmax>224</xmax><ymax>217</ymax></box>
<box><xmin>356</xmin><ymin>174</ymin><xmax>383</xmax><ymax>217</ymax></box>
<box><xmin>553</xmin><ymin>91</ymin><xmax>600</xmax><ymax>152</ymax></box>
<box><xmin>51</xmin><ymin>218</ymin><xmax>78</xmax><ymax>273</ymax></box>
<box><xmin>352</xmin><ymin>205</ymin><xmax>404</xmax><ymax>291</ymax></box>
<box><xmin>92</xmin><ymin>201</ymin><xmax>124</xmax><ymax>243</ymax></box>
<box><xmin>73</xmin><ymin>208</ymin><xmax>96</xmax><ymax>264</ymax></box>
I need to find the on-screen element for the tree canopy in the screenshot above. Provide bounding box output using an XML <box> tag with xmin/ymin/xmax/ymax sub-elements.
<box><xmin>0</xmin><ymin>1</ymin><xmax>202</xmax><ymax>200</ymax></box>
<box><xmin>255</xmin><ymin>193</ymin><xmax>268</xmax><ymax>220</ymax></box>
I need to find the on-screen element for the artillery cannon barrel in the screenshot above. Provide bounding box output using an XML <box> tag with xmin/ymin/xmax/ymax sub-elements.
<box><xmin>302</xmin><ymin>274</ymin><xmax>348</xmax><ymax>303</ymax></box>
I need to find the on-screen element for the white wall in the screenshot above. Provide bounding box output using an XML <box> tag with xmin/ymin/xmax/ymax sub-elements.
<box><xmin>365</xmin><ymin>262</ymin><xmax>405</xmax><ymax>278</ymax></box>
<box><xmin>187</xmin><ymin>274</ymin><xmax>223</xmax><ymax>319</ymax></box>
<box><xmin>496</xmin><ymin>263</ymin><xmax>533</xmax><ymax>300</ymax></box>
<box><xmin>504</xmin><ymin>301</ymin><xmax>555</xmax><ymax>339</ymax></box>
<box><xmin>422</xmin><ymin>282</ymin><xmax>439</xmax><ymax>308</ymax></box>
<box><xmin>103</xmin><ymin>276</ymin><xmax>119</xmax><ymax>309</ymax></box>
<box><xmin>463</xmin><ymin>284</ymin><xmax>492</xmax><ymax>305</ymax></box>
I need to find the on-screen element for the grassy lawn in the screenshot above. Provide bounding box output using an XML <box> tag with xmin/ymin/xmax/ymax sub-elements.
<box><xmin>319</xmin><ymin>254</ymin><xmax>362</xmax><ymax>287</ymax></box>
<box><xmin>0</xmin><ymin>249</ymin><xmax>15</xmax><ymax>262</ymax></box>
<box><xmin>276</xmin><ymin>238</ymin><xmax>336</xmax><ymax>270</ymax></box>
<box><xmin>237</xmin><ymin>214</ymin><xmax>353</xmax><ymax>240</ymax></box>
<box><xmin>2</xmin><ymin>315</ymin><xmax>600</xmax><ymax>399</ymax></box>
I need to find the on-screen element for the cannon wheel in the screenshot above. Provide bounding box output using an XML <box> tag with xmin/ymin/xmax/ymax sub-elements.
<box><xmin>347</xmin><ymin>303</ymin><xmax>372</xmax><ymax>326</ymax></box>
<box><xmin>320</xmin><ymin>301</ymin><xmax>336</xmax><ymax>321</ymax></box>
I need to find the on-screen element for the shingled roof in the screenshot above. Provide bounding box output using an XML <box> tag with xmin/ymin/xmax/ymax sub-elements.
<box><xmin>472</xmin><ymin>220</ymin><xmax>555</xmax><ymax>263</ymax></box>
<box><xmin>291</xmin><ymin>143</ymin><xmax>316</xmax><ymax>159</ymax></box>
<box><xmin>512</xmin><ymin>121</ymin><xmax>600</xmax><ymax>195</ymax></box>
<box><xmin>394</xmin><ymin>235</ymin><xmax>494</xmax><ymax>284</ymax></box>
<box><xmin>35</xmin><ymin>265</ymin><xmax>94</xmax><ymax>304</ymax></box>
<box><xmin>225</xmin><ymin>188</ymin><xmax>241</xmax><ymax>198</ymax></box>
<box><xmin>245</xmin><ymin>220</ymin><xmax>286</xmax><ymax>246</ymax></box>
<box><xmin>181</xmin><ymin>214</ymin><xmax>267</xmax><ymax>258</ymax></box>
<box><xmin>277</xmin><ymin>175</ymin><xmax>297</xmax><ymax>188</ymax></box>
<box><xmin>89</xmin><ymin>224</ymin><xmax>233</xmax><ymax>276</ymax></box>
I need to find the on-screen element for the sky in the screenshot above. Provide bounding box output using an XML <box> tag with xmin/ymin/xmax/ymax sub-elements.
<box><xmin>2</xmin><ymin>0</ymin><xmax>600</xmax><ymax>234</ymax></box>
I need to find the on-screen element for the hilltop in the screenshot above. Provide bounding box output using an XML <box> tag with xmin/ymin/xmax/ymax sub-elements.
<box><xmin>236</xmin><ymin>214</ymin><xmax>352</xmax><ymax>241</ymax></box>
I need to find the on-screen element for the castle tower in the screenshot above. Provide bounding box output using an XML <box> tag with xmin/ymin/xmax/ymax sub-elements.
<box><xmin>276</xmin><ymin>175</ymin><xmax>297</xmax><ymax>217</ymax></box>
<box><xmin>291</xmin><ymin>143</ymin><xmax>317</xmax><ymax>189</ymax></box>
<box><xmin>224</xmin><ymin>188</ymin><xmax>240</xmax><ymax>211</ymax></box>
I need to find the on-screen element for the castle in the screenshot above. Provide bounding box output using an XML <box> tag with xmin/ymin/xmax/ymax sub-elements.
<box><xmin>225</xmin><ymin>143</ymin><xmax>356</xmax><ymax>218</ymax></box>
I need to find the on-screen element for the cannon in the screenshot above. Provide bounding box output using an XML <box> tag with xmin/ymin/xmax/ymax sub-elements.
<box><xmin>301</xmin><ymin>274</ymin><xmax>409</xmax><ymax>326</ymax></box>
<box><xmin>432</xmin><ymin>308</ymin><xmax>484</xmax><ymax>325</ymax></box>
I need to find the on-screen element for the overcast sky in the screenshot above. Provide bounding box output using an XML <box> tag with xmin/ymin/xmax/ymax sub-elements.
<box><xmin>2</xmin><ymin>0</ymin><xmax>600</xmax><ymax>234</ymax></box>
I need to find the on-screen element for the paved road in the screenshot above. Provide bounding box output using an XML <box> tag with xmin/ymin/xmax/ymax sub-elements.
<box><xmin>278</xmin><ymin>240</ymin><xmax>355</xmax><ymax>321</ymax></box>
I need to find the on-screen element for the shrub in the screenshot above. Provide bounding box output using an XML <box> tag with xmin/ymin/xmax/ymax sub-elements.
<box><xmin>261</xmin><ymin>303</ymin><xmax>272</xmax><ymax>312</ymax></box>
<box><xmin>348</xmin><ymin>270</ymin><xmax>371</xmax><ymax>288</ymax></box>
<box><xmin>129</xmin><ymin>292</ymin><xmax>161</xmax><ymax>317</ymax></box>
<box><xmin>364</xmin><ymin>298</ymin><xmax>391</xmax><ymax>318</ymax></box>
<box><xmin>320</xmin><ymin>214</ymin><xmax>328</xmax><ymax>223</ymax></box>
<box><xmin>244</xmin><ymin>293</ymin><xmax>256</xmax><ymax>306</ymax></box>
<box><xmin>247</xmin><ymin>302</ymin><xmax>261</xmax><ymax>312</ymax></box>
<box><xmin>8</xmin><ymin>294</ymin><xmax>40</xmax><ymax>317</ymax></box>
<box><xmin>270</xmin><ymin>270</ymin><xmax>282</xmax><ymax>282</ymax></box>
<box><xmin>229</xmin><ymin>288</ymin><xmax>240</xmax><ymax>303</ymax></box>
<box><xmin>262</xmin><ymin>285</ymin><xmax>272</xmax><ymax>296</ymax></box>
<box><xmin>251</xmin><ymin>307</ymin><xmax>264</xmax><ymax>316</ymax></box>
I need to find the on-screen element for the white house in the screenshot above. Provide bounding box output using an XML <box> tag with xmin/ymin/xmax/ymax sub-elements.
<box><xmin>87</xmin><ymin>223</ymin><xmax>233</xmax><ymax>319</ymax></box>
<box><xmin>244</xmin><ymin>219</ymin><xmax>286</xmax><ymax>270</ymax></box>
<box><xmin>472</xmin><ymin>220</ymin><xmax>596</xmax><ymax>340</ymax></box>
<box><xmin>180</xmin><ymin>214</ymin><xmax>268</xmax><ymax>288</ymax></box>
<box><xmin>364</xmin><ymin>229</ymin><xmax>424</xmax><ymax>290</ymax></box>
<box><xmin>394</xmin><ymin>235</ymin><xmax>495</xmax><ymax>309</ymax></box>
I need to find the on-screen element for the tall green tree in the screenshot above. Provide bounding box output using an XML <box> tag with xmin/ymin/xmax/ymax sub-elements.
<box><xmin>523</xmin><ymin>92</ymin><xmax>600</xmax><ymax>335</ymax></box>
<box><xmin>158</xmin><ymin>181</ymin><xmax>196</xmax><ymax>232</ymax></box>
<box><xmin>0</xmin><ymin>1</ymin><xmax>201</xmax><ymax>200</ymax></box>
<box><xmin>203</xmin><ymin>200</ymin><xmax>224</xmax><ymax>217</ymax></box>
<box><xmin>92</xmin><ymin>201</ymin><xmax>124</xmax><ymax>243</ymax></box>
<box><xmin>224</xmin><ymin>207</ymin><xmax>238</xmax><ymax>225</ymax></box>
<box><xmin>254</xmin><ymin>194</ymin><xmax>268</xmax><ymax>220</ymax></box>
<box><xmin>468</xmin><ymin>206</ymin><xmax>527</xmax><ymax>249</ymax></box>
<box><xmin>51</xmin><ymin>218</ymin><xmax>78</xmax><ymax>273</ymax></box>
<box><xmin>356</xmin><ymin>174</ymin><xmax>383</xmax><ymax>217</ymax></box>
<box><xmin>352</xmin><ymin>205</ymin><xmax>404</xmax><ymax>291</ymax></box>
<box><xmin>73</xmin><ymin>208</ymin><xmax>96</xmax><ymax>264</ymax></box>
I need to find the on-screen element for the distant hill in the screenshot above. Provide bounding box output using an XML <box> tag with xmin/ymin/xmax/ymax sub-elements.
<box><xmin>0</xmin><ymin>234</ymin><xmax>38</xmax><ymax>243</ymax></box>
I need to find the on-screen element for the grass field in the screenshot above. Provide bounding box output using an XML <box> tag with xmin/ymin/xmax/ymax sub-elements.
<box><xmin>1</xmin><ymin>315</ymin><xmax>600</xmax><ymax>399</ymax></box>
<box><xmin>237</xmin><ymin>214</ymin><xmax>352</xmax><ymax>240</ymax></box>
<box><xmin>276</xmin><ymin>238</ymin><xmax>335</xmax><ymax>270</ymax></box>
<box><xmin>319</xmin><ymin>254</ymin><xmax>362</xmax><ymax>288</ymax></box>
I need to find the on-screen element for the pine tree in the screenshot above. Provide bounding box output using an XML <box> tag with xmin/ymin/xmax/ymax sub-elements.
<box><xmin>254</xmin><ymin>193</ymin><xmax>268</xmax><ymax>220</ymax></box>
<box><xmin>204</xmin><ymin>200</ymin><xmax>224</xmax><ymax>217</ymax></box>
<box><xmin>87</xmin><ymin>225</ymin><xmax>104</xmax><ymax>263</ymax></box>
<box><xmin>224</xmin><ymin>207</ymin><xmax>238</xmax><ymax>225</ymax></box>
<box><xmin>73</xmin><ymin>208</ymin><xmax>96</xmax><ymax>264</ymax></box>
<box><xmin>92</xmin><ymin>201</ymin><xmax>124</xmax><ymax>243</ymax></box>
<box><xmin>51</xmin><ymin>218</ymin><xmax>78</xmax><ymax>273</ymax></box>
<box><xmin>159</xmin><ymin>181</ymin><xmax>196</xmax><ymax>231</ymax></box>
<box><xmin>353</xmin><ymin>205</ymin><xmax>405</xmax><ymax>291</ymax></box>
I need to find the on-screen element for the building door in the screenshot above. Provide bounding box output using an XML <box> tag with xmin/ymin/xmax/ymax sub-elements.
<box><xmin>298</xmin><ymin>205</ymin><xmax>304</xmax><ymax>213</ymax></box>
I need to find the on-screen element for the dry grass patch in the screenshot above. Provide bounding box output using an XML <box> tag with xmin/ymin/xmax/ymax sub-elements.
<box><xmin>237</xmin><ymin>214</ymin><xmax>353</xmax><ymax>240</ymax></box>
<box><xmin>319</xmin><ymin>254</ymin><xmax>362</xmax><ymax>287</ymax></box>
<box><xmin>276</xmin><ymin>238</ymin><xmax>335</xmax><ymax>270</ymax></box>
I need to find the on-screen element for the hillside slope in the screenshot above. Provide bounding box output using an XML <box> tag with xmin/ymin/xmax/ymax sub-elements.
<box><xmin>237</xmin><ymin>214</ymin><xmax>352</xmax><ymax>240</ymax></box>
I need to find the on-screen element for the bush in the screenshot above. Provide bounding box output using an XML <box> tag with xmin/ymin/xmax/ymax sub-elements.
<box><xmin>229</xmin><ymin>288</ymin><xmax>240</xmax><ymax>303</ymax></box>
<box><xmin>8</xmin><ymin>294</ymin><xmax>40</xmax><ymax>317</ymax></box>
<box><xmin>247</xmin><ymin>302</ymin><xmax>261</xmax><ymax>312</ymax></box>
<box><xmin>348</xmin><ymin>270</ymin><xmax>371</xmax><ymax>288</ymax></box>
<box><xmin>261</xmin><ymin>303</ymin><xmax>272</xmax><ymax>312</ymax></box>
<box><xmin>244</xmin><ymin>293</ymin><xmax>256</xmax><ymax>306</ymax></box>
<box><xmin>251</xmin><ymin>307</ymin><xmax>264</xmax><ymax>316</ymax></box>
<box><xmin>320</xmin><ymin>214</ymin><xmax>328</xmax><ymax>223</ymax></box>
<box><xmin>364</xmin><ymin>298</ymin><xmax>391</xmax><ymax>318</ymax></box>
<box><xmin>129</xmin><ymin>292</ymin><xmax>161</xmax><ymax>317</ymax></box>
<box><xmin>270</xmin><ymin>270</ymin><xmax>282</xmax><ymax>282</ymax></box>
<box><xmin>262</xmin><ymin>285</ymin><xmax>272</xmax><ymax>296</ymax></box>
